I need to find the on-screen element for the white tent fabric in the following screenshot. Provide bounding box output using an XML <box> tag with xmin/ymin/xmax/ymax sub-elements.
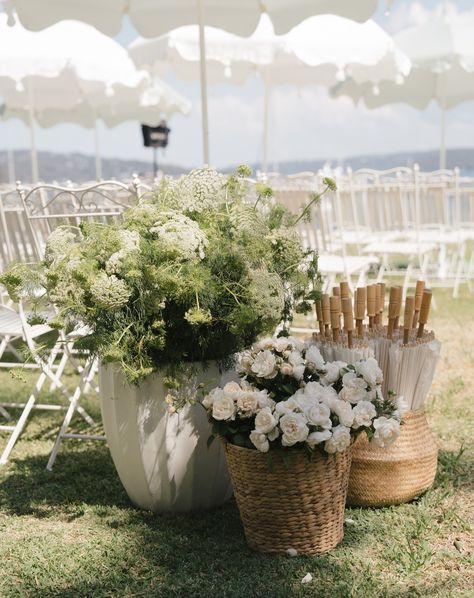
<box><xmin>129</xmin><ymin>14</ymin><xmax>410</xmax><ymax>171</ymax></box>
<box><xmin>332</xmin><ymin>11</ymin><xmax>474</xmax><ymax>169</ymax></box>
<box><xmin>4</xmin><ymin>0</ymin><xmax>383</xmax><ymax>165</ymax></box>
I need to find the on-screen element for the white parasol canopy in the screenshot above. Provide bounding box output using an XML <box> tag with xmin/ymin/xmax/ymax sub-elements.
<box><xmin>130</xmin><ymin>14</ymin><xmax>410</xmax><ymax>171</ymax></box>
<box><xmin>4</xmin><ymin>0</ymin><xmax>384</xmax><ymax>165</ymax></box>
<box><xmin>1</xmin><ymin>79</ymin><xmax>191</xmax><ymax>180</ymax></box>
<box><xmin>0</xmin><ymin>14</ymin><xmax>189</xmax><ymax>181</ymax></box>
<box><xmin>332</xmin><ymin>10</ymin><xmax>474</xmax><ymax>170</ymax></box>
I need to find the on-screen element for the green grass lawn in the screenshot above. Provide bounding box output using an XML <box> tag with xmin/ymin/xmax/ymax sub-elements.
<box><xmin>0</xmin><ymin>288</ymin><xmax>473</xmax><ymax>598</ymax></box>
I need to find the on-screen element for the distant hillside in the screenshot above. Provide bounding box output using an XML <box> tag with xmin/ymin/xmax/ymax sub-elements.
<box><xmin>0</xmin><ymin>150</ymin><xmax>187</xmax><ymax>184</ymax></box>
<box><xmin>2</xmin><ymin>147</ymin><xmax>474</xmax><ymax>184</ymax></box>
<box><xmin>247</xmin><ymin>147</ymin><xmax>474</xmax><ymax>175</ymax></box>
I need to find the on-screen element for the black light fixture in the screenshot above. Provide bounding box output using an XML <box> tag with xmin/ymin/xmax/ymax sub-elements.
<box><xmin>141</xmin><ymin>120</ymin><xmax>170</xmax><ymax>178</ymax></box>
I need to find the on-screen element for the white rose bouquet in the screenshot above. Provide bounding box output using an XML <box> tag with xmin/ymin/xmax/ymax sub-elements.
<box><xmin>205</xmin><ymin>337</ymin><xmax>402</xmax><ymax>456</ymax></box>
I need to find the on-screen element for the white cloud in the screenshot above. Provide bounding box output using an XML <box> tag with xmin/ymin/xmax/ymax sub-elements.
<box><xmin>387</xmin><ymin>1</ymin><xmax>474</xmax><ymax>33</ymax></box>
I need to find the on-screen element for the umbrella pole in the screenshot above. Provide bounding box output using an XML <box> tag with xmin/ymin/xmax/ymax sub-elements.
<box><xmin>7</xmin><ymin>149</ymin><xmax>15</xmax><ymax>184</ymax></box>
<box><xmin>26</xmin><ymin>81</ymin><xmax>39</xmax><ymax>183</ymax></box>
<box><xmin>262</xmin><ymin>78</ymin><xmax>269</xmax><ymax>174</ymax></box>
<box><xmin>440</xmin><ymin>104</ymin><xmax>446</xmax><ymax>171</ymax></box>
<box><xmin>94</xmin><ymin>119</ymin><xmax>102</xmax><ymax>181</ymax></box>
<box><xmin>197</xmin><ymin>0</ymin><xmax>210</xmax><ymax>165</ymax></box>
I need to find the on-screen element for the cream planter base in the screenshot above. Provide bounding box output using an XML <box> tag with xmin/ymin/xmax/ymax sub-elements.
<box><xmin>99</xmin><ymin>362</ymin><xmax>234</xmax><ymax>513</ymax></box>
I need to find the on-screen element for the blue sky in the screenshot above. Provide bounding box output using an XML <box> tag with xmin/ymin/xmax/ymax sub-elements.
<box><xmin>1</xmin><ymin>0</ymin><xmax>474</xmax><ymax>169</ymax></box>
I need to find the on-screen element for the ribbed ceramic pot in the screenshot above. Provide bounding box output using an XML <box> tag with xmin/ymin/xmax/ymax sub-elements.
<box><xmin>99</xmin><ymin>362</ymin><xmax>234</xmax><ymax>513</ymax></box>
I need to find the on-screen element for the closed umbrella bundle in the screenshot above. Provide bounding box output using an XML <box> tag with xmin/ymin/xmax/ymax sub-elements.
<box><xmin>313</xmin><ymin>280</ymin><xmax>441</xmax><ymax>410</ymax></box>
<box><xmin>313</xmin><ymin>280</ymin><xmax>442</xmax><ymax>507</ymax></box>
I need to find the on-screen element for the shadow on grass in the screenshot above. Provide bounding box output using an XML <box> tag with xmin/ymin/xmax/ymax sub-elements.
<box><xmin>0</xmin><ymin>448</ymin><xmax>130</xmax><ymax>516</ymax></box>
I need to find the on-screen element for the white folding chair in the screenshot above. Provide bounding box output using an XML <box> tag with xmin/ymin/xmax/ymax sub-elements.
<box><xmin>0</xmin><ymin>302</ymin><xmax>102</xmax><ymax>464</ymax></box>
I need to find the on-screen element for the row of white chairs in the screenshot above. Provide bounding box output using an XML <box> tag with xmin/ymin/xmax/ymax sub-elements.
<box><xmin>265</xmin><ymin>165</ymin><xmax>474</xmax><ymax>298</ymax></box>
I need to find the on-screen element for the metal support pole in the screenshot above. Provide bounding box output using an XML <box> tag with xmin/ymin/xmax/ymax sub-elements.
<box><xmin>153</xmin><ymin>147</ymin><xmax>158</xmax><ymax>178</ymax></box>
<box><xmin>197</xmin><ymin>0</ymin><xmax>210</xmax><ymax>165</ymax></box>
<box><xmin>94</xmin><ymin>118</ymin><xmax>102</xmax><ymax>180</ymax></box>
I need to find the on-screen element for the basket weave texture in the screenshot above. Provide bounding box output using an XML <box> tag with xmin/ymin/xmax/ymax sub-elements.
<box><xmin>347</xmin><ymin>409</ymin><xmax>438</xmax><ymax>507</ymax></box>
<box><xmin>224</xmin><ymin>442</ymin><xmax>351</xmax><ymax>555</ymax></box>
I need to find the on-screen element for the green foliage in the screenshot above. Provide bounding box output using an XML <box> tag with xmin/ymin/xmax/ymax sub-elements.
<box><xmin>0</xmin><ymin>167</ymin><xmax>333</xmax><ymax>384</ymax></box>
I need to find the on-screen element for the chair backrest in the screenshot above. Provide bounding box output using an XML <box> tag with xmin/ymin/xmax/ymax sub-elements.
<box><xmin>16</xmin><ymin>179</ymin><xmax>140</xmax><ymax>260</ymax></box>
<box><xmin>0</xmin><ymin>185</ymin><xmax>38</xmax><ymax>268</ymax></box>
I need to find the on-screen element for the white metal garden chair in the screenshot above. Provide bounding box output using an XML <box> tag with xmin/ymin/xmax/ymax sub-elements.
<box><xmin>0</xmin><ymin>178</ymin><xmax>142</xmax><ymax>467</ymax></box>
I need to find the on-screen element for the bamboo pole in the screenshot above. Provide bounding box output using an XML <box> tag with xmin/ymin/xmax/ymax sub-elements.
<box><xmin>403</xmin><ymin>296</ymin><xmax>415</xmax><ymax>345</ymax></box>
<box><xmin>355</xmin><ymin>286</ymin><xmax>366</xmax><ymax>337</ymax></box>
<box><xmin>330</xmin><ymin>295</ymin><xmax>341</xmax><ymax>342</ymax></box>
<box><xmin>412</xmin><ymin>280</ymin><xmax>425</xmax><ymax>328</ymax></box>
<box><xmin>417</xmin><ymin>289</ymin><xmax>432</xmax><ymax>338</ymax></box>
<box><xmin>322</xmin><ymin>293</ymin><xmax>331</xmax><ymax>338</ymax></box>
<box><xmin>342</xmin><ymin>297</ymin><xmax>354</xmax><ymax>349</ymax></box>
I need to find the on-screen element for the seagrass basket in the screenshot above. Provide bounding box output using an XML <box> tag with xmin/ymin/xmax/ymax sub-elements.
<box><xmin>347</xmin><ymin>409</ymin><xmax>438</xmax><ymax>507</ymax></box>
<box><xmin>224</xmin><ymin>442</ymin><xmax>351</xmax><ymax>555</ymax></box>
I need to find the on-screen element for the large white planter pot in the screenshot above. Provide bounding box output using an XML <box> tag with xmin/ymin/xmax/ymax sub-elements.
<box><xmin>99</xmin><ymin>362</ymin><xmax>234</xmax><ymax>513</ymax></box>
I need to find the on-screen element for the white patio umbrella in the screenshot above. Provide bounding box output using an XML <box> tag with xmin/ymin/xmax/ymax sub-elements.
<box><xmin>332</xmin><ymin>10</ymin><xmax>474</xmax><ymax>170</ymax></box>
<box><xmin>1</xmin><ymin>79</ymin><xmax>191</xmax><ymax>180</ymax></box>
<box><xmin>0</xmin><ymin>14</ymin><xmax>150</xmax><ymax>181</ymax></box>
<box><xmin>129</xmin><ymin>14</ymin><xmax>410</xmax><ymax>171</ymax></box>
<box><xmin>4</xmin><ymin>0</ymin><xmax>385</xmax><ymax>165</ymax></box>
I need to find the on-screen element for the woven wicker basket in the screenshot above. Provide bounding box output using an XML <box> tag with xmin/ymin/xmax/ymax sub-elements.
<box><xmin>347</xmin><ymin>409</ymin><xmax>438</xmax><ymax>507</ymax></box>
<box><xmin>224</xmin><ymin>442</ymin><xmax>351</xmax><ymax>555</ymax></box>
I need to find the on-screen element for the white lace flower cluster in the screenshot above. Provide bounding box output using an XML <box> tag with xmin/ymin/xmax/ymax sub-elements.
<box><xmin>90</xmin><ymin>272</ymin><xmax>132</xmax><ymax>309</ymax></box>
<box><xmin>44</xmin><ymin>227</ymin><xmax>79</xmax><ymax>266</ymax></box>
<box><xmin>205</xmin><ymin>339</ymin><xmax>401</xmax><ymax>455</ymax></box>
<box><xmin>176</xmin><ymin>167</ymin><xmax>225</xmax><ymax>213</ymax></box>
<box><xmin>150</xmin><ymin>211</ymin><xmax>209</xmax><ymax>260</ymax></box>
<box><xmin>105</xmin><ymin>230</ymin><xmax>140</xmax><ymax>275</ymax></box>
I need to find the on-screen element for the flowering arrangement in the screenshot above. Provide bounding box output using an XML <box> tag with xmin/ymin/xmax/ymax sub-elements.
<box><xmin>204</xmin><ymin>337</ymin><xmax>402</xmax><ymax>455</ymax></box>
<box><xmin>1</xmin><ymin>167</ymin><xmax>333</xmax><ymax>384</ymax></box>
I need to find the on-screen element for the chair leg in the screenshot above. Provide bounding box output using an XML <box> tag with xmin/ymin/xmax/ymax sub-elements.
<box><xmin>0</xmin><ymin>406</ymin><xmax>11</xmax><ymax>420</ymax></box>
<box><xmin>0</xmin><ymin>371</ymin><xmax>48</xmax><ymax>464</ymax></box>
<box><xmin>46</xmin><ymin>358</ymin><xmax>98</xmax><ymax>471</ymax></box>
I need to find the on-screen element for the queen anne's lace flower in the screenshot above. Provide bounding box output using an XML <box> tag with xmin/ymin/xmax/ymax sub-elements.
<box><xmin>105</xmin><ymin>230</ymin><xmax>140</xmax><ymax>274</ymax></box>
<box><xmin>176</xmin><ymin>167</ymin><xmax>225</xmax><ymax>213</ymax></box>
<box><xmin>150</xmin><ymin>211</ymin><xmax>209</xmax><ymax>260</ymax></box>
<box><xmin>247</xmin><ymin>269</ymin><xmax>285</xmax><ymax>324</ymax></box>
<box><xmin>90</xmin><ymin>273</ymin><xmax>132</xmax><ymax>309</ymax></box>
<box><xmin>44</xmin><ymin>228</ymin><xmax>78</xmax><ymax>265</ymax></box>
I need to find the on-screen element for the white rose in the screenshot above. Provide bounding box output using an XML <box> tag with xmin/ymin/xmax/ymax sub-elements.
<box><xmin>286</xmin><ymin>336</ymin><xmax>305</xmax><ymax>352</ymax></box>
<box><xmin>254</xmin><ymin>407</ymin><xmax>278</xmax><ymax>434</ymax></box>
<box><xmin>288</xmin><ymin>350</ymin><xmax>304</xmax><ymax>367</ymax></box>
<box><xmin>372</xmin><ymin>417</ymin><xmax>401</xmax><ymax>448</ymax></box>
<box><xmin>305</xmin><ymin>403</ymin><xmax>332</xmax><ymax>429</ymax></box>
<box><xmin>274</xmin><ymin>337</ymin><xmax>290</xmax><ymax>352</ymax></box>
<box><xmin>254</xmin><ymin>337</ymin><xmax>274</xmax><ymax>351</ymax></box>
<box><xmin>355</xmin><ymin>358</ymin><xmax>383</xmax><ymax>388</ymax></box>
<box><xmin>236</xmin><ymin>391</ymin><xmax>259</xmax><ymax>416</ymax></box>
<box><xmin>305</xmin><ymin>345</ymin><xmax>325</xmax><ymax>371</ymax></box>
<box><xmin>320</xmin><ymin>361</ymin><xmax>347</xmax><ymax>386</ymax></box>
<box><xmin>212</xmin><ymin>395</ymin><xmax>236</xmax><ymax>420</ymax></box>
<box><xmin>202</xmin><ymin>387</ymin><xmax>224</xmax><ymax>409</ymax></box>
<box><xmin>251</xmin><ymin>350</ymin><xmax>278</xmax><ymax>379</ymax></box>
<box><xmin>339</xmin><ymin>372</ymin><xmax>368</xmax><ymax>404</ymax></box>
<box><xmin>352</xmin><ymin>400</ymin><xmax>377</xmax><ymax>429</ymax></box>
<box><xmin>223</xmin><ymin>381</ymin><xmax>241</xmax><ymax>394</ymax></box>
<box><xmin>256</xmin><ymin>389</ymin><xmax>274</xmax><ymax>409</ymax></box>
<box><xmin>324</xmin><ymin>425</ymin><xmax>351</xmax><ymax>454</ymax></box>
<box><xmin>307</xmin><ymin>429</ymin><xmax>332</xmax><ymax>447</ymax></box>
<box><xmin>320</xmin><ymin>386</ymin><xmax>338</xmax><ymax>403</ymax></box>
<box><xmin>275</xmin><ymin>398</ymin><xmax>299</xmax><ymax>416</ymax></box>
<box><xmin>250</xmin><ymin>431</ymin><xmax>270</xmax><ymax>452</ymax></box>
<box><xmin>236</xmin><ymin>350</ymin><xmax>254</xmax><ymax>374</ymax></box>
<box><xmin>280</xmin><ymin>413</ymin><xmax>309</xmax><ymax>446</ymax></box>
<box><xmin>280</xmin><ymin>362</ymin><xmax>294</xmax><ymax>376</ymax></box>
<box><xmin>331</xmin><ymin>399</ymin><xmax>354</xmax><ymax>427</ymax></box>
<box><xmin>293</xmin><ymin>364</ymin><xmax>306</xmax><ymax>381</ymax></box>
